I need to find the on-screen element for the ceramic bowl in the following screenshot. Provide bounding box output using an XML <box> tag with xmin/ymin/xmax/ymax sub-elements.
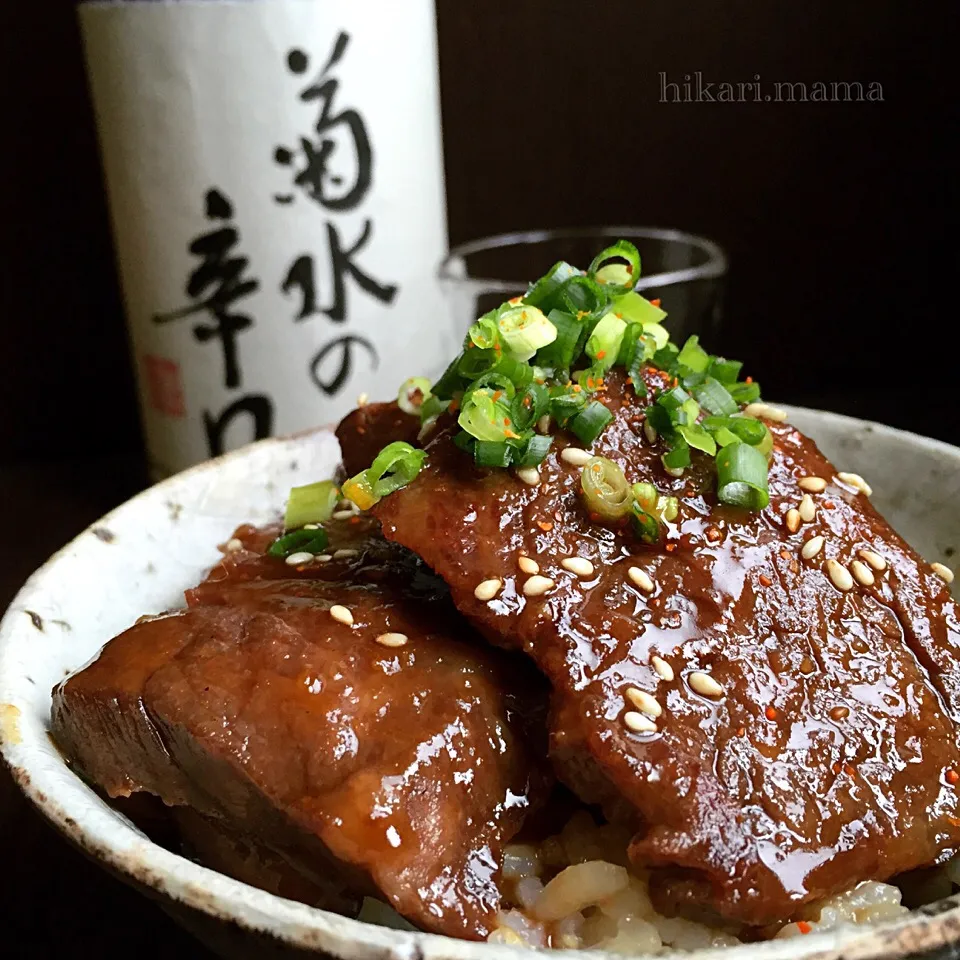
<box><xmin>2</xmin><ymin>409</ymin><xmax>960</xmax><ymax>960</ymax></box>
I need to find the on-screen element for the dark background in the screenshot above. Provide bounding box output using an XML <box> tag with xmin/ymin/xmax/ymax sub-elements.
<box><xmin>0</xmin><ymin>1</ymin><xmax>954</xmax><ymax>957</ymax></box>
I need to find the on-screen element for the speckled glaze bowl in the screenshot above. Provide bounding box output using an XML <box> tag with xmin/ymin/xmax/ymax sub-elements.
<box><xmin>2</xmin><ymin>410</ymin><xmax>959</xmax><ymax>960</ymax></box>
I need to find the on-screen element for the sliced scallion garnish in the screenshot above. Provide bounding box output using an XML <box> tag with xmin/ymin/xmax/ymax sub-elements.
<box><xmin>569</xmin><ymin>401</ymin><xmax>614</xmax><ymax>446</ymax></box>
<box><xmin>587</xmin><ymin>240</ymin><xmax>641</xmax><ymax>296</ymax></box>
<box><xmin>497</xmin><ymin>305</ymin><xmax>558</xmax><ymax>361</ymax></box>
<box><xmin>581</xmin><ymin>457</ymin><xmax>633</xmax><ymax>521</ymax></box>
<box><xmin>716</xmin><ymin>442</ymin><xmax>770</xmax><ymax>510</ymax></box>
<box><xmin>268</xmin><ymin>527</ymin><xmax>330</xmax><ymax>558</ymax></box>
<box><xmin>397</xmin><ymin>377</ymin><xmax>432</xmax><ymax>415</ymax></box>
<box><xmin>283</xmin><ymin>480</ymin><xmax>339</xmax><ymax>532</ymax></box>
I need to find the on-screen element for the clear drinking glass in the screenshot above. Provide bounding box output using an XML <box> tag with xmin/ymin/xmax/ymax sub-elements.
<box><xmin>438</xmin><ymin>227</ymin><xmax>728</xmax><ymax>343</ymax></box>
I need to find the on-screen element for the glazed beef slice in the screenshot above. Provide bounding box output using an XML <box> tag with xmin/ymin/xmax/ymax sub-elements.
<box><xmin>372</xmin><ymin>367</ymin><xmax>960</xmax><ymax>925</ymax></box>
<box><xmin>53</xmin><ymin>525</ymin><xmax>549</xmax><ymax>939</ymax></box>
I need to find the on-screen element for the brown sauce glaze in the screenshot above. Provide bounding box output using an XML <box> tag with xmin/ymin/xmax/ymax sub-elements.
<box><xmin>372</xmin><ymin>367</ymin><xmax>960</xmax><ymax>926</ymax></box>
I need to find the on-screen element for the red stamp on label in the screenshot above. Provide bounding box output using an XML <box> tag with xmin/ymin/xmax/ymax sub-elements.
<box><xmin>142</xmin><ymin>354</ymin><xmax>186</xmax><ymax>418</ymax></box>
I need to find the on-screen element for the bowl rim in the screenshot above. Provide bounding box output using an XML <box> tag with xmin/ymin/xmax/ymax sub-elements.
<box><xmin>3</xmin><ymin>410</ymin><xmax>960</xmax><ymax>960</ymax></box>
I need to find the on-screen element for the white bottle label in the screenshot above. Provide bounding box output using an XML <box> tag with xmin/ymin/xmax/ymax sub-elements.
<box><xmin>80</xmin><ymin>0</ymin><xmax>450</xmax><ymax>477</ymax></box>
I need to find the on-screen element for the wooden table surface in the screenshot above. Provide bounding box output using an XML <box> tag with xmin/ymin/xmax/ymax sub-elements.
<box><xmin>0</xmin><ymin>455</ymin><xmax>213</xmax><ymax>958</ymax></box>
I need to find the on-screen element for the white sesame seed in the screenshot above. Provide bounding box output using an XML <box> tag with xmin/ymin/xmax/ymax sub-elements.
<box><xmin>331</xmin><ymin>509</ymin><xmax>356</xmax><ymax>520</ymax></box>
<box><xmin>688</xmin><ymin>671</ymin><xmax>725</xmax><ymax>698</ymax></box>
<box><xmin>516</xmin><ymin>467</ymin><xmax>541</xmax><ymax>486</ymax></box>
<box><xmin>561</xmin><ymin>556</ymin><xmax>594</xmax><ymax>577</ymax></box>
<box><xmin>858</xmin><ymin>549</ymin><xmax>887</xmax><ymax>572</ymax></box>
<box><xmin>330</xmin><ymin>604</ymin><xmax>354</xmax><ymax>626</ymax></box>
<box><xmin>627</xmin><ymin>566</ymin><xmax>655</xmax><ymax>593</ymax></box>
<box><xmin>356</xmin><ymin>392</ymin><xmax>369</xmax><ymax>407</ymax></box>
<box><xmin>625</xmin><ymin>687</ymin><xmax>662</xmax><ymax>717</ymax></box>
<box><xmin>316</xmin><ymin>554</ymin><xmax>332</xmax><ymax>562</ymax></box>
<box><xmin>285</xmin><ymin>551</ymin><xmax>314</xmax><ymax>566</ymax></box>
<box><xmin>785</xmin><ymin>509</ymin><xmax>801</xmax><ymax>534</ymax></box>
<box><xmin>536</xmin><ymin>414</ymin><xmax>552</xmax><ymax>435</ymax></box>
<box><xmin>932</xmin><ymin>562</ymin><xmax>955</xmax><ymax>584</ymax></box>
<box><xmin>837</xmin><ymin>472</ymin><xmax>873</xmax><ymax>496</ymax></box>
<box><xmin>743</xmin><ymin>402</ymin><xmax>788</xmax><ymax>422</ymax></box>
<box><xmin>851</xmin><ymin>560</ymin><xmax>875</xmax><ymax>587</ymax></box>
<box><xmin>225</xmin><ymin>538</ymin><xmax>243</xmax><ymax>552</ymax></box>
<box><xmin>474</xmin><ymin>578</ymin><xmax>503</xmax><ymax>601</ymax></box>
<box><xmin>652</xmin><ymin>656</ymin><xmax>675</xmax><ymax>682</ymax></box>
<box><xmin>560</xmin><ymin>447</ymin><xmax>592</xmax><ymax>466</ymax></box>
<box><xmin>623</xmin><ymin>711</ymin><xmax>658</xmax><ymax>734</ymax></box>
<box><xmin>825</xmin><ymin>558</ymin><xmax>854</xmax><ymax>592</ymax></box>
<box><xmin>376</xmin><ymin>632</ymin><xmax>408</xmax><ymax>648</ymax></box>
<box><xmin>334</xmin><ymin>548</ymin><xmax>360</xmax><ymax>560</ymax></box>
<box><xmin>303</xmin><ymin>523</ymin><xmax>320</xmax><ymax>530</ymax></box>
<box><xmin>664</xmin><ymin>465</ymin><xmax>685</xmax><ymax>478</ymax></box>
<box><xmin>801</xmin><ymin>535</ymin><xmax>825</xmax><ymax>560</ymax></box>
<box><xmin>518</xmin><ymin>555</ymin><xmax>540</xmax><ymax>575</ymax></box>
<box><xmin>643</xmin><ymin>421</ymin><xmax>658</xmax><ymax>444</ymax></box>
<box><xmin>799</xmin><ymin>476</ymin><xmax>827</xmax><ymax>493</ymax></box>
<box><xmin>798</xmin><ymin>494</ymin><xmax>816</xmax><ymax>523</ymax></box>
<box><xmin>523</xmin><ymin>575</ymin><xmax>555</xmax><ymax>597</ymax></box>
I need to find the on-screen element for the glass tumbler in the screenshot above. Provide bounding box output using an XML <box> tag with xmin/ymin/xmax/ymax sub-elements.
<box><xmin>438</xmin><ymin>227</ymin><xmax>727</xmax><ymax>344</ymax></box>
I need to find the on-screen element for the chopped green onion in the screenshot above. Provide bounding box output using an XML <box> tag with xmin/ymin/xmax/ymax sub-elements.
<box><xmin>662</xmin><ymin>439</ymin><xmax>691</xmax><ymax>470</ymax></box>
<box><xmin>708</xmin><ymin>357</ymin><xmax>743</xmax><ymax>384</ymax></box>
<box><xmin>268</xmin><ymin>527</ymin><xmax>329</xmax><ymax>558</ymax></box>
<box><xmin>367</xmin><ymin>441</ymin><xmax>426</xmax><ymax>498</ymax></box>
<box><xmin>693</xmin><ymin>377</ymin><xmax>737</xmax><ymax>416</ymax></box>
<box><xmin>729</xmin><ymin>381</ymin><xmax>761</xmax><ymax>405</ymax></box>
<box><xmin>283</xmin><ymin>480</ymin><xmax>339</xmax><ymax>531</ymax></box>
<box><xmin>497</xmin><ymin>305</ymin><xmax>557</xmax><ymax>361</ymax></box>
<box><xmin>458</xmin><ymin>346</ymin><xmax>499</xmax><ymax>380</ymax></box>
<box><xmin>676</xmin><ymin>336</ymin><xmax>711</xmax><ymax>373</ymax></box>
<box><xmin>632</xmin><ymin>482</ymin><xmax>658</xmax><ymax>512</ymax></box>
<box><xmin>631</xmin><ymin>506</ymin><xmax>662</xmax><ymax>543</ymax></box>
<box><xmin>431</xmin><ymin>353</ymin><xmax>466</xmax><ymax>399</ymax></box>
<box><xmin>511</xmin><ymin>382</ymin><xmax>549</xmax><ymax>432</ymax></box>
<box><xmin>341</xmin><ymin>472</ymin><xmax>379</xmax><ymax>510</ymax></box>
<box><xmin>677</xmin><ymin>423</ymin><xmax>717</xmax><ymax>456</ymax></box>
<box><xmin>474</xmin><ymin>440</ymin><xmax>514</xmax><ymax>468</ymax></box>
<box><xmin>419</xmin><ymin>394</ymin><xmax>449</xmax><ymax>423</ymax></box>
<box><xmin>459</xmin><ymin>389</ymin><xmax>514</xmax><ymax>442</ymax></box>
<box><xmin>581</xmin><ymin>457</ymin><xmax>633</xmax><ymax>521</ymax></box>
<box><xmin>397</xmin><ymin>377</ymin><xmax>432</xmax><ymax>415</ymax></box>
<box><xmin>702</xmin><ymin>415</ymin><xmax>767</xmax><ymax>445</ymax></box>
<box><xmin>453</xmin><ymin>430</ymin><xmax>476</xmax><ymax>455</ymax></box>
<box><xmin>517</xmin><ymin>433</ymin><xmax>553</xmax><ymax>467</ymax></box>
<box><xmin>711</xmin><ymin>426</ymin><xmax>741</xmax><ymax>447</ymax></box>
<box><xmin>716</xmin><ymin>442</ymin><xmax>770</xmax><ymax>509</ymax></box>
<box><xmin>658</xmin><ymin>385</ymin><xmax>693</xmax><ymax>416</ymax></box>
<box><xmin>559</xmin><ymin>275</ymin><xmax>608</xmax><ymax>321</ymax></box>
<box><xmin>569</xmin><ymin>401</ymin><xmax>614</xmax><ymax>446</ymax></box>
<box><xmin>467</xmin><ymin>312</ymin><xmax>501</xmax><ymax>350</ymax></box>
<box><xmin>587</xmin><ymin>241</ymin><xmax>641</xmax><ymax>295</ymax></box>
<box><xmin>535</xmin><ymin>309</ymin><xmax>582</xmax><ymax>371</ymax></box>
<box><xmin>585</xmin><ymin>312</ymin><xmax>627</xmax><ymax>372</ymax></box>
<box><xmin>756</xmin><ymin>424</ymin><xmax>774</xmax><ymax>458</ymax></box>
<box><xmin>550</xmin><ymin>389</ymin><xmax>589</xmax><ymax>426</ymax></box>
<box><xmin>524</xmin><ymin>261</ymin><xmax>579</xmax><ymax>311</ymax></box>
<box><xmin>610</xmin><ymin>291</ymin><xmax>667</xmax><ymax>325</ymax></box>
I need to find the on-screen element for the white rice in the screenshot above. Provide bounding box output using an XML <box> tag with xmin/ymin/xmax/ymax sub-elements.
<box><xmin>489</xmin><ymin>811</ymin><xmax>914</xmax><ymax>951</ymax></box>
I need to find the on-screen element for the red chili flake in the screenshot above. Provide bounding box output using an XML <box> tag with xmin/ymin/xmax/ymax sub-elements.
<box><xmin>947</xmin><ymin>768</ymin><xmax>960</xmax><ymax>785</ymax></box>
<box><xmin>736</xmin><ymin>726</ymin><xmax>746</xmax><ymax>737</ymax></box>
<box><xmin>615</xmin><ymin>312</ymin><xmax>623</xmax><ymax>319</ymax></box>
<box><xmin>492</xmin><ymin>390</ymin><xmax>503</xmax><ymax>401</ymax></box>
<box><xmin>538</xmin><ymin>521</ymin><xmax>554</xmax><ymax>532</ymax></box>
<box><xmin>797</xmin><ymin>922</ymin><xmax>812</xmax><ymax>935</ymax></box>
<box><xmin>765</xmin><ymin>706</ymin><xmax>778</xmax><ymax>721</ymax></box>
<box><xmin>523</xmin><ymin>395</ymin><xmax>532</xmax><ymax>407</ymax></box>
<box><xmin>589</xmin><ymin>512</ymin><xmax>601</xmax><ymax>523</ymax></box>
<box><xmin>665</xmin><ymin>542</ymin><xmax>677</xmax><ymax>553</ymax></box>
<box><xmin>626</xmin><ymin>376</ymin><xmax>634</xmax><ymax>386</ymax></box>
<box><xmin>779</xmin><ymin>549</ymin><xmax>791</xmax><ymax>561</ymax></box>
<box><xmin>759</xmin><ymin>574</ymin><xmax>773</xmax><ymax>587</ymax></box>
<box><xmin>845</xmin><ymin>764</ymin><xmax>856</xmax><ymax>776</ymax></box>
<box><xmin>823</xmin><ymin>500</ymin><xmax>835</xmax><ymax>509</ymax></box>
<box><xmin>596</xmin><ymin>350</ymin><xmax>607</xmax><ymax>360</ymax></box>
<box><xmin>349</xmin><ymin>516</ymin><xmax>361</xmax><ymax>525</ymax></box>
<box><xmin>503</xmin><ymin>417</ymin><xmax>511</xmax><ymax>426</ymax></box>
<box><xmin>745</xmin><ymin>376</ymin><xmax>754</xmax><ymax>384</ymax></box>
<box><xmin>832</xmin><ymin>761</ymin><xmax>842</xmax><ymax>774</ymax></box>
<box><xmin>573</xmin><ymin>384</ymin><xmax>583</xmax><ymax>393</ymax></box>
<box><xmin>448</xmin><ymin>398</ymin><xmax>460</xmax><ymax>413</ymax></box>
<box><xmin>650</xmin><ymin>298</ymin><xmax>661</xmax><ymax>307</ymax></box>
